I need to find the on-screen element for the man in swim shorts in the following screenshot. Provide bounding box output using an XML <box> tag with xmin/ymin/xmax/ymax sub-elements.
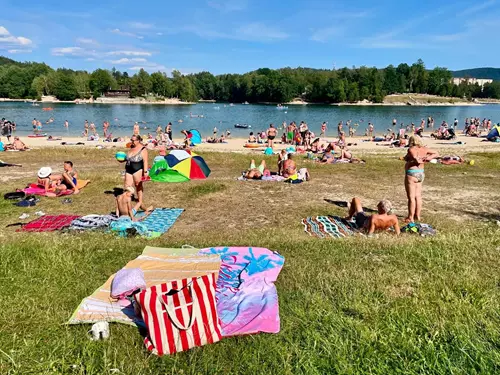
<box><xmin>267</xmin><ymin>124</ymin><xmax>277</xmax><ymax>148</ymax></box>
<box><xmin>244</xmin><ymin>160</ymin><xmax>268</xmax><ymax>179</ymax></box>
<box><xmin>345</xmin><ymin>197</ymin><xmax>400</xmax><ymax>235</ymax></box>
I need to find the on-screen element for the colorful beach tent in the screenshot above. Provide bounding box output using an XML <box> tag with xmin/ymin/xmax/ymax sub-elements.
<box><xmin>150</xmin><ymin>150</ymin><xmax>210</xmax><ymax>182</ymax></box>
<box><xmin>487</xmin><ymin>124</ymin><xmax>500</xmax><ymax>140</ymax></box>
<box><xmin>189</xmin><ymin>129</ymin><xmax>202</xmax><ymax>145</ymax></box>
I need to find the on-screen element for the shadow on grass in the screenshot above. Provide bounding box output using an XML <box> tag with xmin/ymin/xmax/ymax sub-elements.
<box><xmin>461</xmin><ymin>209</ymin><xmax>500</xmax><ymax>222</ymax></box>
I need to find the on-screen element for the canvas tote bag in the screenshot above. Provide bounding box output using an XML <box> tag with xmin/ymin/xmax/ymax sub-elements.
<box><xmin>135</xmin><ymin>274</ymin><xmax>222</xmax><ymax>356</ymax></box>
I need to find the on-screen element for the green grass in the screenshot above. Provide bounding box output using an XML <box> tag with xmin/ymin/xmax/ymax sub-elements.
<box><xmin>1</xmin><ymin>148</ymin><xmax>500</xmax><ymax>374</ymax></box>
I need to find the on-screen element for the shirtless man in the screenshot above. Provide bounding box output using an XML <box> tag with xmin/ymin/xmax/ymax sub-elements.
<box><xmin>282</xmin><ymin>153</ymin><xmax>297</xmax><ymax>178</ymax></box>
<box><xmin>12</xmin><ymin>137</ymin><xmax>28</xmax><ymax>151</ymax></box>
<box><xmin>346</xmin><ymin>197</ymin><xmax>400</xmax><ymax>235</ymax></box>
<box><xmin>32</xmin><ymin>118</ymin><xmax>37</xmax><ymax>132</ymax></box>
<box><xmin>64</xmin><ymin>120</ymin><xmax>69</xmax><ymax>128</ymax></box>
<box><xmin>116</xmin><ymin>186</ymin><xmax>137</xmax><ymax>220</ymax></box>
<box><xmin>89</xmin><ymin>122</ymin><xmax>96</xmax><ymax>135</ymax></box>
<box><xmin>267</xmin><ymin>124</ymin><xmax>277</xmax><ymax>148</ymax></box>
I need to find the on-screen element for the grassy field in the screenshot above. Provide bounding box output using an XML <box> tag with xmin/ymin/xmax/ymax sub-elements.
<box><xmin>1</xmin><ymin>147</ymin><xmax>500</xmax><ymax>374</ymax></box>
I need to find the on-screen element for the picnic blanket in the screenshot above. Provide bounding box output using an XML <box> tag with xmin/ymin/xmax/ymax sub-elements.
<box><xmin>68</xmin><ymin>247</ymin><xmax>220</xmax><ymax>326</ymax></box>
<box><xmin>20</xmin><ymin>215</ymin><xmax>81</xmax><ymax>232</ymax></box>
<box><xmin>198</xmin><ymin>247</ymin><xmax>285</xmax><ymax>337</ymax></box>
<box><xmin>22</xmin><ymin>180</ymin><xmax>90</xmax><ymax>197</ymax></box>
<box><xmin>109</xmin><ymin>208</ymin><xmax>184</xmax><ymax>238</ymax></box>
<box><xmin>68</xmin><ymin>215</ymin><xmax>118</xmax><ymax>231</ymax></box>
<box><xmin>302</xmin><ymin>216</ymin><xmax>359</xmax><ymax>238</ymax></box>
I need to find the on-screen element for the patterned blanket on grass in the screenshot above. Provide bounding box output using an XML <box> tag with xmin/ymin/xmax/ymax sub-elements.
<box><xmin>198</xmin><ymin>247</ymin><xmax>285</xmax><ymax>337</ymax></box>
<box><xmin>109</xmin><ymin>208</ymin><xmax>184</xmax><ymax>238</ymax></box>
<box><xmin>20</xmin><ymin>215</ymin><xmax>81</xmax><ymax>232</ymax></box>
<box><xmin>302</xmin><ymin>216</ymin><xmax>359</xmax><ymax>238</ymax></box>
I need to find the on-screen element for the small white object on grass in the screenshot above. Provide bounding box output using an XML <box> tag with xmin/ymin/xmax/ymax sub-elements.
<box><xmin>19</xmin><ymin>213</ymin><xmax>29</xmax><ymax>220</ymax></box>
<box><xmin>88</xmin><ymin>321</ymin><xmax>110</xmax><ymax>341</ymax></box>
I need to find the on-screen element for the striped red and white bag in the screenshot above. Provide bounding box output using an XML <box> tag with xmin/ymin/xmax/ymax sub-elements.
<box><xmin>134</xmin><ymin>274</ymin><xmax>222</xmax><ymax>356</ymax></box>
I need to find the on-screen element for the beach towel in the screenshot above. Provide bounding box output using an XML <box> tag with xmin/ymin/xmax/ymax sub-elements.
<box><xmin>69</xmin><ymin>247</ymin><xmax>220</xmax><ymax>326</ymax></box>
<box><xmin>22</xmin><ymin>180</ymin><xmax>90</xmax><ymax>197</ymax></box>
<box><xmin>198</xmin><ymin>247</ymin><xmax>285</xmax><ymax>336</ymax></box>
<box><xmin>237</xmin><ymin>174</ymin><xmax>286</xmax><ymax>182</ymax></box>
<box><xmin>20</xmin><ymin>215</ymin><xmax>81</xmax><ymax>232</ymax></box>
<box><xmin>109</xmin><ymin>209</ymin><xmax>184</xmax><ymax>238</ymax></box>
<box><xmin>302</xmin><ymin>216</ymin><xmax>359</xmax><ymax>238</ymax></box>
<box><xmin>141</xmin><ymin>208</ymin><xmax>184</xmax><ymax>234</ymax></box>
<box><xmin>68</xmin><ymin>215</ymin><xmax>118</xmax><ymax>231</ymax></box>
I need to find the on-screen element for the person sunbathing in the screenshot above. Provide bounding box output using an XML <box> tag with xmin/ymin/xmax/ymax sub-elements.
<box><xmin>57</xmin><ymin>161</ymin><xmax>79</xmax><ymax>194</ymax></box>
<box><xmin>282</xmin><ymin>153</ymin><xmax>296</xmax><ymax>178</ymax></box>
<box><xmin>248</xmin><ymin>132</ymin><xmax>257</xmax><ymax>143</ymax></box>
<box><xmin>12</xmin><ymin>137</ymin><xmax>28</xmax><ymax>151</ymax></box>
<box><xmin>244</xmin><ymin>159</ymin><xmax>268</xmax><ymax>179</ymax></box>
<box><xmin>346</xmin><ymin>197</ymin><xmax>400</xmax><ymax>235</ymax></box>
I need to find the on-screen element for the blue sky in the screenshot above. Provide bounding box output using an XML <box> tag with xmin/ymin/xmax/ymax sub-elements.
<box><xmin>0</xmin><ymin>0</ymin><xmax>499</xmax><ymax>75</ymax></box>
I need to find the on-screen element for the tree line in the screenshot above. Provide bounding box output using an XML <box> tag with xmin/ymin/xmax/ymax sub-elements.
<box><xmin>1</xmin><ymin>56</ymin><xmax>499</xmax><ymax>103</ymax></box>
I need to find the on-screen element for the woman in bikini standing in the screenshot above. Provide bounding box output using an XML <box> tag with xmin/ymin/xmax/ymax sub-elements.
<box><xmin>119</xmin><ymin>135</ymin><xmax>152</xmax><ymax>215</ymax></box>
<box><xmin>404</xmin><ymin>135</ymin><xmax>439</xmax><ymax>223</ymax></box>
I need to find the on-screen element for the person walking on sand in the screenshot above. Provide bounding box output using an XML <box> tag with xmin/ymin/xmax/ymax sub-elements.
<box><xmin>404</xmin><ymin>135</ymin><xmax>439</xmax><ymax>223</ymax></box>
<box><xmin>267</xmin><ymin>123</ymin><xmax>277</xmax><ymax>148</ymax></box>
<box><xmin>320</xmin><ymin>122</ymin><xmax>327</xmax><ymax>138</ymax></box>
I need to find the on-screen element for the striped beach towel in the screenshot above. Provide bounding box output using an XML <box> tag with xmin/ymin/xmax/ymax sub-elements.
<box><xmin>302</xmin><ymin>216</ymin><xmax>358</xmax><ymax>238</ymax></box>
<box><xmin>68</xmin><ymin>247</ymin><xmax>221</xmax><ymax>326</ymax></box>
<box><xmin>20</xmin><ymin>215</ymin><xmax>81</xmax><ymax>232</ymax></box>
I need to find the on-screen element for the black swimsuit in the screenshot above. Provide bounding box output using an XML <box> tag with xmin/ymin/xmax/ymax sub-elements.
<box><xmin>125</xmin><ymin>147</ymin><xmax>145</xmax><ymax>175</ymax></box>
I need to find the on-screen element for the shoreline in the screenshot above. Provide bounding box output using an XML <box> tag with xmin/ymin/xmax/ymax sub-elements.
<box><xmin>0</xmin><ymin>97</ymin><xmax>489</xmax><ymax>107</ymax></box>
<box><xmin>9</xmin><ymin>134</ymin><xmax>500</xmax><ymax>155</ymax></box>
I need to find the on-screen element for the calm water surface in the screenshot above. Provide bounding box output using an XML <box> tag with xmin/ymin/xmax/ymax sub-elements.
<box><xmin>1</xmin><ymin>102</ymin><xmax>500</xmax><ymax>138</ymax></box>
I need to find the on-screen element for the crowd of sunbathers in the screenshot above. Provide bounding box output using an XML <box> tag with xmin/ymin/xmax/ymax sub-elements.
<box><xmin>243</xmin><ymin>152</ymin><xmax>310</xmax><ymax>182</ymax></box>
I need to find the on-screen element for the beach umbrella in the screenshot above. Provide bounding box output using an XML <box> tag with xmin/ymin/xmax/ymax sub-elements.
<box><xmin>150</xmin><ymin>150</ymin><xmax>210</xmax><ymax>182</ymax></box>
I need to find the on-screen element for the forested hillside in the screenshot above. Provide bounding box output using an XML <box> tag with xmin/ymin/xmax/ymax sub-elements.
<box><xmin>1</xmin><ymin>56</ymin><xmax>499</xmax><ymax>102</ymax></box>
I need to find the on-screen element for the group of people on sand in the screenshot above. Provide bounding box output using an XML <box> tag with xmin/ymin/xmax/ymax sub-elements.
<box><xmin>244</xmin><ymin>151</ymin><xmax>310</xmax><ymax>182</ymax></box>
<box><xmin>0</xmin><ymin>136</ymin><xmax>28</xmax><ymax>151</ymax></box>
<box><xmin>343</xmin><ymin>135</ymin><xmax>439</xmax><ymax>236</ymax></box>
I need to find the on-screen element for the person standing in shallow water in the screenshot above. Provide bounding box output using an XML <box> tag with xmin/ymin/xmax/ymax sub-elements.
<box><xmin>403</xmin><ymin>135</ymin><xmax>439</xmax><ymax>223</ymax></box>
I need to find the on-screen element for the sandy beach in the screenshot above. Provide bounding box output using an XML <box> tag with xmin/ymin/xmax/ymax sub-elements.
<box><xmin>11</xmin><ymin>133</ymin><xmax>500</xmax><ymax>155</ymax></box>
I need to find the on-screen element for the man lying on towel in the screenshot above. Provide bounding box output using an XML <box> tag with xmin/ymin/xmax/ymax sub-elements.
<box><xmin>346</xmin><ymin>197</ymin><xmax>400</xmax><ymax>235</ymax></box>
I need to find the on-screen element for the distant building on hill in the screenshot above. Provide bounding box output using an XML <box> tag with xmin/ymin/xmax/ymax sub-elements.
<box><xmin>104</xmin><ymin>86</ymin><xmax>131</xmax><ymax>98</ymax></box>
<box><xmin>452</xmin><ymin>78</ymin><xmax>493</xmax><ymax>87</ymax></box>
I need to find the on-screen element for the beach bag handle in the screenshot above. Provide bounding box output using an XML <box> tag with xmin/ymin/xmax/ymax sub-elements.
<box><xmin>159</xmin><ymin>285</ymin><xmax>196</xmax><ymax>331</ymax></box>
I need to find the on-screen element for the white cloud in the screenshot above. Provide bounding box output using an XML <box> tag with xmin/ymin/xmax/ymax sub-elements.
<box><xmin>51</xmin><ymin>46</ymin><xmax>86</xmax><ymax>56</ymax></box>
<box><xmin>458</xmin><ymin>0</ymin><xmax>498</xmax><ymax>17</ymax></box>
<box><xmin>156</xmin><ymin>32</ymin><xmax>163</xmax><ymax>36</ymax></box>
<box><xmin>110</xmin><ymin>28</ymin><xmax>144</xmax><ymax>39</ymax></box>
<box><xmin>106</xmin><ymin>50</ymin><xmax>152</xmax><ymax>57</ymax></box>
<box><xmin>77</xmin><ymin>38</ymin><xmax>99</xmax><ymax>45</ymax></box>
<box><xmin>0</xmin><ymin>26</ymin><xmax>33</xmax><ymax>48</ymax></box>
<box><xmin>310</xmin><ymin>27</ymin><xmax>341</xmax><ymax>43</ymax></box>
<box><xmin>129</xmin><ymin>22</ymin><xmax>153</xmax><ymax>29</ymax></box>
<box><xmin>110</xmin><ymin>57</ymin><xmax>147</xmax><ymax>64</ymax></box>
<box><xmin>236</xmin><ymin>23</ymin><xmax>289</xmax><ymax>41</ymax></box>
<box><xmin>7</xmin><ymin>49</ymin><xmax>32</xmax><ymax>54</ymax></box>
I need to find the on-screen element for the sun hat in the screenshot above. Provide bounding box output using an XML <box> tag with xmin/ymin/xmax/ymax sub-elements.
<box><xmin>37</xmin><ymin>167</ymin><xmax>52</xmax><ymax>178</ymax></box>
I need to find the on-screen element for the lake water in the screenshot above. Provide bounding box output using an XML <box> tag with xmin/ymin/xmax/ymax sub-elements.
<box><xmin>1</xmin><ymin>102</ymin><xmax>500</xmax><ymax>138</ymax></box>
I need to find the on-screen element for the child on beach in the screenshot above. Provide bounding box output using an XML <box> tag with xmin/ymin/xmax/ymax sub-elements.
<box><xmin>116</xmin><ymin>186</ymin><xmax>137</xmax><ymax>220</ymax></box>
